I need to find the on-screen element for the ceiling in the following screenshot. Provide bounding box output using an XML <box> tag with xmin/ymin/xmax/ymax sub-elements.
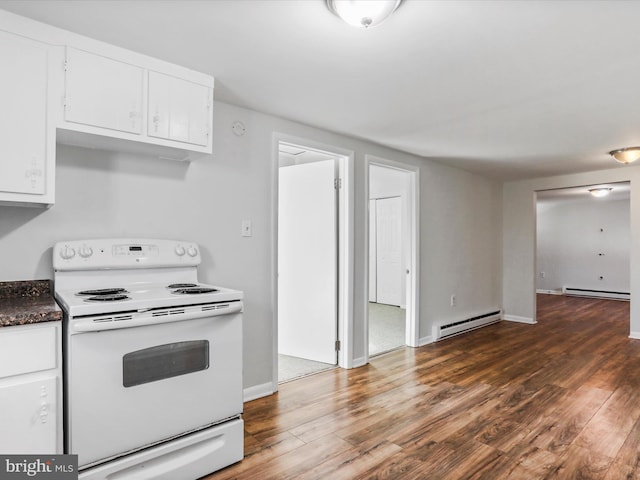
<box><xmin>2</xmin><ymin>0</ymin><xmax>640</xmax><ymax>181</ymax></box>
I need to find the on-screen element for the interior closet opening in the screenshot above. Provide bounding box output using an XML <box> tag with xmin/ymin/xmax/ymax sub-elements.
<box><xmin>535</xmin><ymin>182</ymin><xmax>631</xmax><ymax>317</ymax></box>
<box><xmin>276</xmin><ymin>140</ymin><xmax>349</xmax><ymax>384</ymax></box>
<box><xmin>366</xmin><ymin>159</ymin><xmax>419</xmax><ymax>358</ymax></box>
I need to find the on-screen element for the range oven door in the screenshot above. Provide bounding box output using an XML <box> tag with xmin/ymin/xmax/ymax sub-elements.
<box><xmin>65</xmin><ymin>306</ymin><xmax>242</xmax><ymax>469</ymax></box>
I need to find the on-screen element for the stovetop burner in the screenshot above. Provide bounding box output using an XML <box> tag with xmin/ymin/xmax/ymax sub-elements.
<box><xmin>172</xmin><ymin>287</ymin><xmax>219</xmax><ymax>295</ymax></box>
<box><xmin>84</xmin><ymin>294</ymin><xmax>131</xmax><ymax>302</ymax></box>
<box><xmin>167</xmin><ymin>283</ymin><xmax>199</xmax><ymax>289</ymax></box>
<box><xmin>77</xmin><ymin>288</ymin><xmax>128</xmax><ymax>296</ymax></box>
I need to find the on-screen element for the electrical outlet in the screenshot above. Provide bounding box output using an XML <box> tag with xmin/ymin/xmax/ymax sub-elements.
<box><xmin>540</xmin><ymin>271</ymin><xmax>545</xmax><ymax>278</ymax></box>
<box><xmin>450</xmin><ymin>294</ymin><xmax>456</xmax><ymax>307</ymax></box>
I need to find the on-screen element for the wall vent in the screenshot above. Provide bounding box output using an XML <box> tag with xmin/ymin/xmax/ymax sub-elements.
<box><xmin>562</xmin><ymin>287</ymin><xmax>629</xmax><ymax>301</ymax></box>
<box><xmin>433</xmin><ymin>310</ymin><xmax>502</xmax><ymax>341</ymax></box>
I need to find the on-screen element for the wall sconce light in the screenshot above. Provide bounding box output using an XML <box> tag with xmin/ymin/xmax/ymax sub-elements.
<box><xmin>589</xmin><ymin>187</ymin><xmax>612</xmax><ymax>198</ymax></box>
<box><xmin>326</xmin><ymin>0</ymin><xmax>403</xmax><ymax>28</ymax></box>
<box><xmin>609</xmin><ymin>147</ymin><xmax>640</xmax><ymax>164</ymax></box>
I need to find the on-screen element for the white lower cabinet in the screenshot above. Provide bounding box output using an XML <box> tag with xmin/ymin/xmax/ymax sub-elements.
<box><xmin>0</xmin><ymin>322</ymin><xmax>62</xmax><ymax>454</ymax></box>
<box><xmin>0</xmin><ymin>376</ymin><xmax>58</xmax><ymax>454</ymax></box>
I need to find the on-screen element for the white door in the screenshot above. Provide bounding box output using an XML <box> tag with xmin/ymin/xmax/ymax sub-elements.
<box><xmin>64</xmin><ymin>47</ymin><xmax>143</xmax><ymax>134</ymax></box>
<box><xmin>278</xmin><ymin>160</ymin><xmax>337</xmax><ymax>364</ymax></box>
<box><xmin>376</xmin><ymin>196</ymin><xmax>403</xmax><ymax>306</ymax></box>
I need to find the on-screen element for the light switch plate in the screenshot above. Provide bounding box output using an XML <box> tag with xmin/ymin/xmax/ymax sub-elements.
<box><xmin>241</xmin><ymin>220</ymin><xmax>252</xmax><ymax>237</ymax></box>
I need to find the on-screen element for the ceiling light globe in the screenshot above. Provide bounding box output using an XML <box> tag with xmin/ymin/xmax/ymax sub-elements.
<box><xmin>609</xmin><ymin>147</ymin><xmax>640</xmax><ymax>164</ymax></box>
<box><xmin>326</xmin><ymin>0</ymin><xmax>403</xmax><ymax>28</ymax></box>
<box><xmin>589</xmin><ymin>188</ymin><xmax>612</xmax><ymax>198</ymax></box>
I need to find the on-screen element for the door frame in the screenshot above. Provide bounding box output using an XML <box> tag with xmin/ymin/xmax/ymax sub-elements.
<box><xmin>272</xmin><ymin>133</ymin><xmax>354</xmax><ymax>392</ymax></box>
<box><xmin>364</xmin><ymin>155</ymin><xmax>420</xmax><ymax>361</ymax></box>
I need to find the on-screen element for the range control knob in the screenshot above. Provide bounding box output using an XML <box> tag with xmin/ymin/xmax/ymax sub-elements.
<box><xmin>175</xmin><ymin>245</ymin><xmax>186</xmax><ymax>256</ymax></box>
<box><xmin>60</xmin><ymin>246</ymin><xmax>76</xmax><ymax>260</ymax></box>
<box><xmin>78</xmin><ymin>246</ymin><xmax>93</xmax><ymax>258</ymax></box>
<box><xmin>187</xmin><ymin>246</ymin><xmax>198</xmax><ymax>257</ymax></box>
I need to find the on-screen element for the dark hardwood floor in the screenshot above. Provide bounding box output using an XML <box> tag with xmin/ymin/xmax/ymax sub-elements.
<box><xmin>204</xmin><ymin>294</ymin><xmax>638</xmax><ymax>479</ymax></box>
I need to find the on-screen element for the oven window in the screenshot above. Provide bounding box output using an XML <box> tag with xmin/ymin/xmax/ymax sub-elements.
<box><xmin>123</xmin><ymin>340</ymin><xmax>209</xmax><ymax>387</ymax></box>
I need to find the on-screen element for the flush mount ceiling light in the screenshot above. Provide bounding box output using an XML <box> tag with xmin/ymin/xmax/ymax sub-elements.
<box><xmin>589</xmin><ymin>187</ymin><xmax>613</xmax><ymax>198</ymax></box>
<box><xmin>609</xmin><ymin>147</ymin><xmax>640</xmax><ymax>164</ymax></box>
<box><xmin>326</xmin><ymin>0</ymin><xmax>403</xmax><ymax>28</ymax></box>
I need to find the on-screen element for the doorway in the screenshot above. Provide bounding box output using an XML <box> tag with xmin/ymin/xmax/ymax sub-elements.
<box><xmin>535</xmin><ymin>182</ymin><xmax>630</xmax><ymax>309</ymax></box>
<box><xmin>366</xmin><ymin>158</ymin><xmax>419</xmax><ymax>358</ymax></box>
<box><xmin>276</xmin><ymin>140</ymin><xmax>349</xmax><ymax>383</ymax></box>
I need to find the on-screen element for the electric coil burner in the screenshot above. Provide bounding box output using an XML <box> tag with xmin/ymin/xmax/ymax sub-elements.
<box><xmin>172</xmin><ymin>287</ymin><xmax>219</xmax><ymax>295</ymax></box>
<box><xmin>84</xmin><ymin>294</ymin><xmax>130</xmax><ymax>302</ymax></box>
<box><xmin>53</xmin><ymin>238</ymin><xmax>244</xmax><ymax>480</ymax></box>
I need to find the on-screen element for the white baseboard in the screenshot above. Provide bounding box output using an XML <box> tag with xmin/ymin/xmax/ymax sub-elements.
<box><xmin>243</xmin><ymin>382</ymin><xmax>274</xmax><ymax>403</ymax></box>
<box><xmin>503</xmin><ymin>314</ymin><xmax>537</xmax><ymax>325</ymax></box>
<box><xmin>418</xmin><ymin>335</ymin><xmax>433</xmax><ymax>346</ymax></box>
<box><xmin>629</xmin><ymin>331</ymin><xmax>640</xmax><ymax>340</ymax></box>
<box><xmin>351</xmin><ymin>356</ymin><xmax>367</xmax><ymax>368</ymax></box>
<box><xmin>537</xmin><ymin>289</ymin><xmax>562</xmax><ymax>295</ymax></box>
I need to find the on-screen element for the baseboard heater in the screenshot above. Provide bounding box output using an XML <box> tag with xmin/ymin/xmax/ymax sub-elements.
<box><xmin>433</xmin><ymin>310</ymin><xmax>502</xmax><ymax>341</ymax></box>
<box><xmin>562</xmin><ymin>287</ymin><xmax>630</xmax><ymax>301</ymax></box>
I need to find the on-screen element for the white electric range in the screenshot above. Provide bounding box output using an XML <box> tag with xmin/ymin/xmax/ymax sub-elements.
<box><xmin>53</xmin><ymin>238</ymin><xmax>244</xmax><ymax>480</ymax></box>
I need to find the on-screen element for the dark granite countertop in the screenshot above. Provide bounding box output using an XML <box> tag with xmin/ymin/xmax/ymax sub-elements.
<box><xmin>0</xmin><ymin>280</ymin><xmax>62</xmax><ymax>328</ymax></box>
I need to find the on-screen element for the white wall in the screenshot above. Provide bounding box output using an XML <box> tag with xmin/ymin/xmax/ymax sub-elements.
<box><xmin>0</xmin><ymin>100</ymin><xmax>503</xmax><ymax>393</ymax></box>
<box><xmin>537</xmin><ymin>198</ymin><xmax>630</xmax><ymax>293</ymax></box>
<box><xmin>503</xmin><ymin>167</ymin><xmax>640</xmax><ymax>334</ymax></box>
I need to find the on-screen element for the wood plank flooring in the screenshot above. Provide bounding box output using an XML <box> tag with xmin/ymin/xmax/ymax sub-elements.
<box><xmin>204</xmin><ymin>294</ymin><xmax>638</xmax><ymax>480</ymax></box>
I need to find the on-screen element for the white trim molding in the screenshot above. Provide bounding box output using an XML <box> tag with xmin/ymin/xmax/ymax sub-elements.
<box><xmin>536</xmin><ymin>289</ymin><xmax>563</xmax><ymax>295</ymax></box>
<box><xmin>243</xmin><ymin>382</ymin><xmax>275</xmax><ymax>403</ymax></box>
<box><xmin>629</xmin><ymin>331</ymin><xmax>640</xmax><ymax>340</ymax></box>
<box><xmin>351</xmin><ymin>356</ymin><xmax>368</xmax><ymax>368</ymax></box>
<box><xmin>418</xmin><ymin>335</ymin><xmax>433</xmax><ymax>347</ymax></box>
<box><xmin>503</xmin><ymin>314</ymin><xmax>537</xmax><ymax>324</ymax></box>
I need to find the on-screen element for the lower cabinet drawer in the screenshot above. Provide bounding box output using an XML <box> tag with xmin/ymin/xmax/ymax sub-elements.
<box><xmin>0</xmin><ymin>323</ymin><xmax>57</xmax><ymax>378</ymax></box>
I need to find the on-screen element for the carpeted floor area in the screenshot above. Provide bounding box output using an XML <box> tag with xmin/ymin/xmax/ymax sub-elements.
<box><xmin>278</xmin><ymin>354</ymin><xmax>334</xmax><ymax>383</ymax></box>
<box><xmin>368</xmin><ymin>302</ymin><xmax>405</xmax><ymax>356</ymax></box>
<box><xmin>278</xmin><ymin>303</ymin><xmax>406</xmax><ymax>383</ymax></box>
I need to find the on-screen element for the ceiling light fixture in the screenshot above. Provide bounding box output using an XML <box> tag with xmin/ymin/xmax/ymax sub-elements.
<box><xmin>609</xmin><ymin>147</ymin><xmax>640</xmax><ymax>164</ymax></box>
<box><xmin>326</xmin><ymin>0</ymin><xmax>403</xmax><ymax>28</ymax></box>
<box><xmin>589</xmin><ymin>187</ymin><xmax>612</xmax><ymax>198</ymax></box>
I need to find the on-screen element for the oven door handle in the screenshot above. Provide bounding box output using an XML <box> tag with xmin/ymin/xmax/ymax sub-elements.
<box><xmin>70</xmin><ymin>302</ymin><xmax>243</xmax><ymax>333</ymax></box>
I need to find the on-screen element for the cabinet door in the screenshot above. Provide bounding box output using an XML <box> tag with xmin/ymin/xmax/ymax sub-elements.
<box><xmin>0</xmin><ymin>376</ymin><xmax>58</xmax><ymax>454</ymax></box>
<box><xmin>148</xmin><ymin>71</ymin><xmax>211</xmax><ymax>146</ymax></box>
<box><xmin>0</xmin><ymin>30</ymin><xmax>48</xmax><ymax>195</ymax></box>
<box><xmin>65</xmin><ymin>47</ymin><xmax>143</xmax><ymax>134</ymax></box>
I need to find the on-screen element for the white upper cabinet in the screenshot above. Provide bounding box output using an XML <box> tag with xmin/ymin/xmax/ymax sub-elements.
<box><xmin>64</xmin><ymin>48</ymin><xmax>144</xmax><ymax>135</ymax></box>
<box><xmin>58</xmin><ymin>46</ymin><xmax>214</xmax><ymax>160</ymax></box>
<box><xmin>148</xmin><ymin>71</ymin><xmax>212</xmax><ymax>147</ymax></box>
<box><xmin>0</xmin><ymin>10</ymin><xmax>215</xmax><ymax>206</ymax></box>
<box><xmin>0</xmin><ymin>30</ymin><xmax>54</xmax><ymax>206</ymax></box>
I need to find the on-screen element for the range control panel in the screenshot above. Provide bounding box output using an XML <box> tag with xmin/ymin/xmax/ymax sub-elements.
<box><xmin>53</xmin><ymin>238</ymin><xmax>201</xmax><ymax>271</ymax></box>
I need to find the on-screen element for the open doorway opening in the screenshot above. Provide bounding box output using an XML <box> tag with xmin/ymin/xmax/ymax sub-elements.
<box><xmin>367</xmin><ymin>158</ymin><xmax>419</xmax><ymax>358</ymax></box>
<box><xmin>535</xmin><ymin>182</ymin><xmax>630</xmax><ymax>315</ymax></box>
<box><xmin>276</xmin><ymin>141</ymin><xmax>347</xmax><ymax>383</ymax></box>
